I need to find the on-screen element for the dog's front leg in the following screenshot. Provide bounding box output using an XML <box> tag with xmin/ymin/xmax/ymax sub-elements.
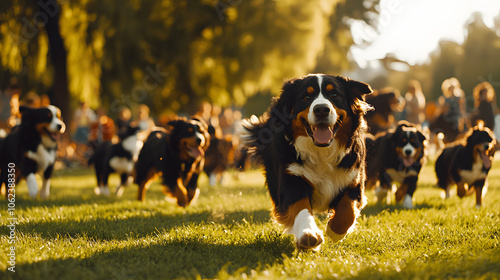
<box><xmin>185</xmin><ymin>172</ymin><xmax>200</xmax><ymax>205</ymax></box>
<box><xmin>396</xmin><ymin>176</ymin><xmax>417</xmax><ymax>209</ymax></box>
<box><xmin>473</xmin><ymin>179</ymin><xmax>486</xmax><ymax>207</ymax></box>
<box><xmin>26</xmin><ymin>173</ymin><xmax>39</xmax><ymax>199</ymax></box>
<box><xmin>39</xmin><ymin>165</ymin><xmax>54</xmax><ymax>200</ymax></box>
<box><xmin>273</xmin><ymin>174</ymin><xmax>322</xmax><ymax>251</ymax></box>
<box><xmin>167</xmin><ymin>177</ymin><xmax>188</xmax><ymax>207</ymax></box>
<box><xmin>326</xmin><ymin>191</ymin><xmax>360</xmax><ymax>243</ymax></box>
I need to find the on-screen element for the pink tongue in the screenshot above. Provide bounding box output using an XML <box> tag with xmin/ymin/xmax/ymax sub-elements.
<box><xmin>481</xmin><ymin>153</ymin><xmax>491</xmax><ymax>169</ymax></box>
<box><xmin>403</xmin><ymin>157</ymin><xmax>414</xmax><ymax>167</ymax></box>
<box><xmin>189</xmin><ymin>146</ymin><xmax>203</xmax><ymax>158</ymax></box>
<box><xmin>313</xmin><ymin>128</ymin><xmax>333</xmax><ymax>144</ymax></box>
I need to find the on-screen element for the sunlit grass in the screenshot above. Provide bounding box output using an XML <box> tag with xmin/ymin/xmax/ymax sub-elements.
<box><xmin>1</xmin><ymin>155</ymin><xmax>499</xmax><ymax>279</ymax></box>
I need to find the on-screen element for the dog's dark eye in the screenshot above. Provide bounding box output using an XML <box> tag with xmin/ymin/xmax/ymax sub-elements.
<box><xmin>331</xmin><ymin>92</ymin><xmax>338</xmax><ymax>98</ymax></box>
<box><xmin>304</xmin><ymin>95</ymin><xmax>311</xmax><ymax>101</ymax></box>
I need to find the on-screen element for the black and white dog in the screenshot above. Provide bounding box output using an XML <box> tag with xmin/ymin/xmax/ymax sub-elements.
<box><xmin>88</xmin><ymin>125</ymin><xmax>143</xmax><ymax>196</ymax></box>
<box><xmin>0</xmin><ymin>105</ymin><xmax>65</xmax><ymax>199</ymax></box>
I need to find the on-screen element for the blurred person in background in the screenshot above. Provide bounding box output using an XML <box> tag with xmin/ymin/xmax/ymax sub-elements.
<box><xmin>403</xmin><ymin>80</ymin><xmax>426</xmax><ymax>125</ymax></box>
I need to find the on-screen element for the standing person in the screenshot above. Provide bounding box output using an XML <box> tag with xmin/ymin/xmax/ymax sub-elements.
<box><xmin>115</xmin><ymin>107</ymin><xmax>132</xmax><ymax>136</ymax></box>
<box><xmin>72</xmin><ymin>102</ymin><xmax>96</xmax><ymax>162</ymax></box>
<box><xmin>429</xmin><ymin>77</ymin><xmax>467</xmax><ymax>143</ymax></box>
<box><xmin>404</xmin><ymin>80</ymin><xmax>426</xmax><ymax>125</ymax></box>
<box><xmin>136</xmin><ymin>104</ymin><xmax>154</xmax><ymax>131</ymax></box>
<box><xmin>0</xmin><ymin>78</ymin><xmax>21</xmax><ymax>130</ymax></box>
<box><xmin>470</xmin><ymin>81</ymin><xmax>496</xmax><ymax>131</ymax></box>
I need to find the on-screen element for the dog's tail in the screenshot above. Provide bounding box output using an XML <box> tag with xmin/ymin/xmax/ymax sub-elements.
<box><xmin>240</xmin><ymin>115</ymin><xmax>268</xmax><ymax>157</ymax></box>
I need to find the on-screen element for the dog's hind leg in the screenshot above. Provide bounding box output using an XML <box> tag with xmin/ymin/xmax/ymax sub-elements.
<box><xmin>115</xmin><ymin>173</ymin><xmax>128</xmax><ymax>197</ymax></box>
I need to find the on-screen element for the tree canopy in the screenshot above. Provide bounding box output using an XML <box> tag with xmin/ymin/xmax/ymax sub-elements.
<box><xmin>1</xmin><ymin>0</ymin><xmax>372</xmax><ymax>119</ymax></box>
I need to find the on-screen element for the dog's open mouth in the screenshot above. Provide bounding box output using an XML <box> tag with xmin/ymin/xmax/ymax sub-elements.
<box><xmin>43</xmin><ymin>127</ymin><xmax>61</xmax><ymax>142</ymax></box>
<box><xmin>401</xmin><ymin>156</ymin><xmax>415</xmax><ymax>167</ymax></box>
<box><xmin>302</xmin><ymin>118</ymin><xmax>339</xmax><ymax>147</ymax></box>
<box><xmin>480</xmin><ymin>151</ymin><xmax>491</xmax><ymax>169</ymax></box>
<box><xmin>186</xmin><ymin>144</ymin><xmax>204</xmax><ymax>158</ymax></box>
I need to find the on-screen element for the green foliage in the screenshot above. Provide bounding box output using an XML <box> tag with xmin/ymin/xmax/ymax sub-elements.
<box><xmin>1</xmin><ymin>157</ymin><xmax>500</xmax><ymax>279</ymax></box>
<box><xmin>1</xmin><ymin>0</ymin><xmax>367</xmax><ymax>117</ymax></box>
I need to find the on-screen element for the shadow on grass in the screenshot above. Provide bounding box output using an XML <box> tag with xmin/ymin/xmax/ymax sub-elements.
<box><xmin>361</xmin><ymin>201</ymin><xmax>448</xmax><ymax>217</ymax></box>
<box><xmin>16</xmin><ymin>209</ymin><xmax>272</xmax><ymax>241</ymax></box>
<box><xmin>6</xmin><ymin>234</ymin><xmax>295</xmax><ymax>280</ymax></box>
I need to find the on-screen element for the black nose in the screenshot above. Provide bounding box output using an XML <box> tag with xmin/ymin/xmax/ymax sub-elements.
<box><xmin>56</xmin><ymin>124</ymin><xmax>62</xmax><ymax>130</ymax></box>
<box><xmin>405</xmin><ymin>149</ymin><xmax>412</xmax><ymax>155</ymax></box>
<box><xmin>313</xmin><ymin>104</ymin><xmax>330</xmax><ymax>119</ymax></box>
<box><xmin>195</xmin><ymin>137</ymin><xmax>202</xmax><ymax>145</ymax></box>
<box><xmin>484</xmin><ymin>144</ymin><xmax>489</xmax><ymax>150</ymax></box>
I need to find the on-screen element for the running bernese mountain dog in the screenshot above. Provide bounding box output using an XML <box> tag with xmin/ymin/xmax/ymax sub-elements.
<box><xmin>88</xmin><ymin>125</ymin><xmax>143</xmax><ymax>196</ymax></box>
<box><xmin>435</xmin><ymin>124</ymin><xmax>496</xmax><ymax>207</ymax></box>
<box><xmin>243</xmin><ymin>74</ymin><xmax>373</xmax><ymax>251</ymax></box>
<box><xmin>365</xmin><ymin>121</ymin><xmax>427</xmax><ymax>209</ymax></box>
<box><xmin>0</xmin><ymin>105</ymin><xmax>65</xmax><ymax>199</ymax></box>
<box><xmin>134</xmin><ymin>117</ymin><xmax>210</xmax><ymax>206</ymax></box>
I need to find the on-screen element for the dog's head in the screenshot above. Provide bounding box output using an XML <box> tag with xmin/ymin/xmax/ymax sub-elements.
<box><xmin>392</xmin><ymin>121</ymin><xmax>426</xmax><ymax>168</ymax></box>
<box><xmin>20</xmin><ymin>105</ymin><xmax>66</xmax><ymax>144</ymax></box>
<box><xmin>272</xmin><ymin>74</ymin><xmax>372</xmax><ymax>148</ymax></box>
<box><xmin>167</xmin><ymin>117</ymin><xmax>210</xmax><ymax>162</ymax></box>
<box><xmin>466</xmin><ymin>124</ymin><xmax>496</xmax><ymax>170</ymax></box>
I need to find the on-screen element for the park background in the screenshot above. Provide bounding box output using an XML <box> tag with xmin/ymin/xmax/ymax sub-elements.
<box><xmin>1</xmin><ymin>1</ymin><xmax>500</xmax><ymax>279</ymax></box>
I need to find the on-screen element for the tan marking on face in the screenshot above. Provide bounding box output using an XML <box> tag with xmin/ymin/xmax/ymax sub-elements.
<box><xmin>292</xmin><ymin>109</ymin><xmax>310</xmax><ymax>140</ymax></box>
<box><xmin>307</xmin><ymin>86</ymin><xmax>314</xmax><ymax>94</ymax></box>
<box><xmin>326</xmin><ymin>84</ymin><xmax>333</xmax><ymax>91</ymax></box>
<box><xmin>272</xmin><ymin>197</ymin><xmax>312</xmax><ymax>229</ymax></box>
<box><xmin>333</xmin><ymin>108</ymin><xmax>351</xmax><ymax>148</ymax></box>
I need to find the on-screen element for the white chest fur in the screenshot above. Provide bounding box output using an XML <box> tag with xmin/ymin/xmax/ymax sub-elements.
<box><xmin>26</xmin><ymin>143</ymin><xmax>57</xmax><ymax>173</ymax></box>
<box><xmin>109</xmin><ymin>157</ymin><xmax>134</xmax><ymax>174</ymax></box>
<box><xmin>385</xmin><ymin>168</ymin><xmax>418</xmax><ymax>183</ymax></box>
<box><xmin>460</xmin><ymin>154</ymin><xmax>487</xmax><ymax>185</ymax></box>
<box><xmin>122</xmin><ymin>136</ymin><xmax>143</xmax><ymax>161</ymax></box>
<box><xmin>287</xmin><ymin>136</ymin><xmax>358</xmax><ymax>212</ymax></box>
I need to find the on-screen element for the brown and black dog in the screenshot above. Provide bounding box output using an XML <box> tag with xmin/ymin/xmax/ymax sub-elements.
<box><xmin>365</xmin><ymin>121</ymin><xmax>427</xmax><ymax>209</ymax></box>
<box><xmin>435</xmin><ymin>123</ymin><xmax>496</xmax><ymax>208</ymax></box>
<box><xmin>134</xmin><ymin>117</ymin><xmax>210</xmax><ymax>206</ymax></box>
<box><xmin>243</xmin><ymin>74</ymin><xmax>373</xmax><ymax>251</ymax></box>
<box><xmin>365</xmin><ymin>87</ymin><xmax>405</xmax><ymax>134</ymax></box>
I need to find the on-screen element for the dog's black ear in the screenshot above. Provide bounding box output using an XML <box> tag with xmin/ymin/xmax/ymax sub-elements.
<box><xmin>269</xmin><ymin>77</ymin><xmax>301</xmax><ymax>122</ymax></box>
<box><xmin>338</xmin><ymin>76</ymin><xmax>373</xmax><ymax>114</ymax></box>
<box><xmin>338</xmin><ymin>76</ymin><xmax>373</xmax><ymax>98</ymax></box>
<box><xmin>19</xmin><ymin>106</ymin><xmax>35</xmax><ymax>123</ymax></box>
<box><xmin>19</xmin><ymin>105</ymin><xmax>33</xmax><ymax>115</ymax></box>
<box><xmin>417</xmin><ymin>130</ymin><xmax>427</xmax><ymax>142</ymax></box>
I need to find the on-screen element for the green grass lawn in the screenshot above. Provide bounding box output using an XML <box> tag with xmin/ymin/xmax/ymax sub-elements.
<box><xmin>1</xmin><ymin>155</ymin><xmax>500</xmax><ymax>280</ymax></box>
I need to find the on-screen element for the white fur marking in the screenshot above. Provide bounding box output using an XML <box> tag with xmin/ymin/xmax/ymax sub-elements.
<box><xmin>109</xmin><ymin>157</ymin><xmax>134</xmax><ymax>174</ymax></box>
<box><xmin>287</xmin><ymin>209</ymin><xmax>323</xmax><ymax>248</ymax></box>
<box><xmin>402</xmin><ymin>194</ymin><xmax>413</xmax><ymax>209</ymax></box>
<box><xmin>122</xmin><ymin>135</ymin><xmax>142</xmax><ymax>160</ymax></box>
<box><xmin>402</xmin><ymin>132</ymin><xmax>416</xmax><ymax>158</ymax></box>
<box><xmin>288</xmin><ymin>136</ymin><xmax>357</xmax><ymax>212</ymax></box>
<box><xmin>27</xmin><ymin>143</ymin><xmax>56</xmax><ymax>173</ymax></box>
<box><xmin>460</xmin><ymin>154</ymin><xmax>487</xmax><ymax>185</ymax></box>
<box><xmin>47</xmin><ymin>105</ymin><xmax>66</xmax><ymax>133</ymax></box>
<box><xmin>26</xmin><ymin>173</ymin><xmax>39</xmax><ymax>199</ymax></box>
<box><xmin>209</xmin><ymin>173</ymin><xmax>217</xmax><ymax>187</ymax></box>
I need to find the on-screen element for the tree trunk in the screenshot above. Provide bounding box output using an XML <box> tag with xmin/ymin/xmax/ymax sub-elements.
<box><xmin>42</xmin><ymin>0</ymin><xmax>70</xmax><ymax>124</ymax></box>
